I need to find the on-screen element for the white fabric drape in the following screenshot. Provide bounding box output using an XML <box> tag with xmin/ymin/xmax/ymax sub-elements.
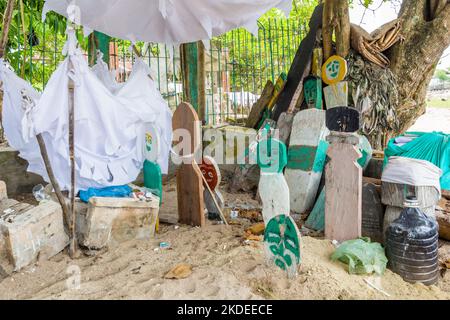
<box><xmin>0</xmin><ymin>32</ymin><xmax>172</xmax><ymax>192</ymax></box>
<box><xmin>43</xmin><ymin>0</ymin><xmax>292</xmax><ymax>43</ymax></box>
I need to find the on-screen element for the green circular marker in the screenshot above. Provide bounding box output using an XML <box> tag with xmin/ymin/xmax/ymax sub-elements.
<box><xmin>264</xmin><ymin>215</ymin><xmax>301</xmax><ymax>276</ymax></box>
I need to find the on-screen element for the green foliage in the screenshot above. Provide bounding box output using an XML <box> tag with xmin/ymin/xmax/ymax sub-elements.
<box><xmin>435</xmin><ymin>69</ymin><xmax>450</xmax><ymax>83</ymax></box>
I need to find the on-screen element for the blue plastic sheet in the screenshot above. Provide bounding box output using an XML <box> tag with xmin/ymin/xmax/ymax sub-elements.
<box><xmin>79</xmin><ymin>185</ymin><xmax>132</xmax><ymax>203</ymax></box>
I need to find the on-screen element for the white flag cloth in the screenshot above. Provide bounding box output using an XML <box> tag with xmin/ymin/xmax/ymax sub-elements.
<box><xmin>0</xmin><ymin>32</ymin><xmax>172</xmax><ymax>192</ymax></box>
<box><xmin>43</xmin><ymin>0</ymin><xmax>292</xmax><ymax>43</ymax></box>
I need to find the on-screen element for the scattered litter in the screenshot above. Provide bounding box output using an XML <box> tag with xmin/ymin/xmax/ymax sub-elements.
<box><xmin>244</xmin><ymin>233</ymin><xmax>263</xmax><ymax>242</ymax></box>
<box><xmin>230</xmin><ymin>210</ymin><xmax>239</xmax><ymax>219</ymax></box>
<box><xmin>159</xmin><ymin>242</ymin><xmax>171</xmax><ymax>249</ymax></box>
<box><xmin>174</xmin><ymin>225</ymin><xmax>180</xmax><ymax>230</ymax></box>
<box><xmin>364</xmin><ymin>278</ymin><xmax>391</xmax><ymax>297</ymax></box>
<box><xmin>164</xmin><ymin>263</ymin><xmax>193</xmax><ymax>279</ymax></box>
<box><xmin>32</xmin><ymin>184</ymin><xmax>50</xmax><ymax>202</ymax></box>
<box><xmin>331</xmin><ymin>238</ymin><xmax>388</xmax><ymax>275</ymax></box>
<box><xmin>3</xmin><ymin>208</ymin><xmax>14</xmax><ymax>215</ymax></box>
<box><xmin>246</xmin><ymin>222</ymin><xmax>265</xmax><ymax>236</ymax></box>
<box><xmin>332</xmin><ymin>240</ymin><xmax>339</xmax><ymax>247</ymax></box>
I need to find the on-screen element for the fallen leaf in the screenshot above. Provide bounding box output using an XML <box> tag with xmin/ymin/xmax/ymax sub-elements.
<box><xmin>444</xmin><ymin>260</ymin><xmax>450</xmax><ymax>269</ymax></box>
<box><xmin>246</xmin><ymin>222</ymin><xmax>265</xmax><ymax>236</ymax></box>
<box><xmin>164</xmin><ymin>263</ymin><xmax>193</xmax><ymax>279</ymax></box>
<box><xmin>244</xmin><ymin>232</ymin><xmax>263</xmax><ymax>242</ymax></box>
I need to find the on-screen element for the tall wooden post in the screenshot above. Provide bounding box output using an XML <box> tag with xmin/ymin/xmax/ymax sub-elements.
<box><xmin>88</xmin><ymin>31</ymin><xmax>111</xmax><ymax>66</ymax></box>
<box><xmin>0</xmin><ymin>0</ymin><xmax>17</xmax><ymax>141</ymax></box>
<box><xmin>181</xmin><ymin>42</ymin><xmax>206</xmax><ymax>123</ymax></box>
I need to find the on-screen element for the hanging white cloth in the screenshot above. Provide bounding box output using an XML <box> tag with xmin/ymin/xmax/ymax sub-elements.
<box><xmin>42</xmin><ymin>0</ymin><xmax>292</xmax><ymax>44</ymax></box>
<box><xmin>0</xmin><ymin>29</ymin><xmax>172</xmax><ymax>192</ymax></box>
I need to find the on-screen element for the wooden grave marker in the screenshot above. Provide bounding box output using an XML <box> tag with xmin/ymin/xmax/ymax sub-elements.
<box><xmin>199</xmin><ymin>156</ymin><xmax>225</xmax><ymax>222</ymax></box>
<box><xmin>326</xmin><ymin>106</ymin><xmax>360</xmax><ymax>133</ymax></box>
<box><xmin>257</xmin><ymin>130</ymin><xmax>290</xmax><ymax>225</ymax></box>
<box><xmin>325</xmin><ymin>133</ymin><xmax>362</xmax><ymax>242</ymax></box>
<box><xmin>321</xmin><ymin>55</ymin><xmax>347</xmax><ymax>86</ymax></box>
<box><xmin>285</xmin><ymin>109</ymin><xmax>329</xmax><ymax>214</ymax></box>
<box><xmin>173</xmin><ymin>102</ymin><xmax>205</xmax><ymax>227</ymax></box>
<box><xmin>304</xmin><ymin>75</ymin><xmax>323</xmax><ymax>110</ymax></box>
<box><xmin>323</xmin><ymin>81</ymin><xmax>349</xmax><ymax>109</ymax></box>
<box><xmin>264</xmin><ymin>214</ymin><xmax>301</xmax><ymax>278</ymax></box>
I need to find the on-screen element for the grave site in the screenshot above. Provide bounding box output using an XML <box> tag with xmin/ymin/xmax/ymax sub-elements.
<box><xmin>0</xmin><ymin>0</ymin><xmax>449</xmax><ymax>301</ymax></box>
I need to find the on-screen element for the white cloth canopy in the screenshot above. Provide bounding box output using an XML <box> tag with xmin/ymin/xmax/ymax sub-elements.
<box><xmin>0</xmin><ymin>30</ymin><xmax>172</xmax><ymax>192</ymax></box>
<box><xmin>43</xmin><ymin>0</ymin><xmax>292</xmax><ymax>43</ymax></box>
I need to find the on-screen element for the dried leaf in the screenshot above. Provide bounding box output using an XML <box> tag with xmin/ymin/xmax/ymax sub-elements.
<box><xmin>245</xmin><ymin>232</ymin><xmax>263</xmax><ymax>242</ymax></box>
<box><xmin>444</xmin><ymin>260</ymin><xmax>450</xmax><ymax>269</ymax></box>
<box><xmin>246</xmin><ymin>222</ymin><xmax>265</xmax><ymax>236</ymax></box>
<box><xmin>164</xmin><ymin>263</ymin><xmax>193</xmax><ymax>279</ymax></box>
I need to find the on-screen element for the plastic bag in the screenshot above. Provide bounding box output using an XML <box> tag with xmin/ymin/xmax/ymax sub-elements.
<box><xmin>331</xmin><ymin>237</ymin><xmax>388</xmax><ymax>275</ymax></box>
<box><xmin>79</xmin><ymin>185</ymin><xmax>132</xmax><ymax>203</ymax></box>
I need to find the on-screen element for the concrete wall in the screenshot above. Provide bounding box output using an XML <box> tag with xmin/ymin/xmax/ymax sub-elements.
<box><xmin>0</xmin><ymin>147</ymin><xmax>44</xmax><ymax>197</ymax></box>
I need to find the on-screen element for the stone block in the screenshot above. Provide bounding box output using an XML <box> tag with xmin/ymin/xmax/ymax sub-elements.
<box><xmin>78</xmin><ymin>196</ymin><xmax>160</xmax><ymax>250</ymax></box>
<box><xmin>0</xmin><ymin>201</ymin><xmax>68</xmax><ymax>271</ymax></box>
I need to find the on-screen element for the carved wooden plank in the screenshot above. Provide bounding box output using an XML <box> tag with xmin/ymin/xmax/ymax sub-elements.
<box><xmin>173</xmin><ymin>102</ymin><xmax>205</xmax><ymax>227</ymax></box>
<box><xmin>257</xmin><ymin>137</ymin><xmax>289</xmax><ymax>225</ymax></box>
<box><xmin>323</xmin><ymin>81</ymin><xmax>348</xmax><ymax>109</ymax></box>
<box><xmin>304</xmin><ymin>75</ymin><xmax>323</xmax><ymax>109</ymax></box>
<box><xmin>285</xmin><ymin>109</ymin><xmax>329</xmax><ymax>214</ymax></box>
<box><xmin>246</xmin><ymin>81</ymin><xmax>274</xmax><ymax>128</ymax></box>
<box><xmin>325</xmin><ymin>139</ymin><xmax>362</xmax><ymax>242</ymax></box>
<box><xmin>272</xmin><ymin>3</ymin><xmax>323</xmax><ymax>122</ymax></box>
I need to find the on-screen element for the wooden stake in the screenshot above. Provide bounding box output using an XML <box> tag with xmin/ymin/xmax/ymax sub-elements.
<box><xmin>68</xmin><ymin>58</ymin><xmax>78</xmax><ymax>258</ymax></box>
<box><xmin>0</xmin><ymin>0</ymin><xmax>16</xmax><ymax>58</ymax></box>
<box><xmin>36</xmin><ymin>134</ymin><xmax>71</xmax><ymax>227</ymax></box>
<box><xmin>0</xmin><ymin>0</ymin><xmax>17</xmax><ymax>141</ymax></box>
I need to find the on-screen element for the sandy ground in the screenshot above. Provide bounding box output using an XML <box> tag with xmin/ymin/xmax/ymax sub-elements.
<box><xmin>0</xmin><ymin>180</ymin><xmax>449</xmax><ymax>300</ymax></box>
<box><xmin>409</xmin><ymin>107</ymin><xmax>450</xmax><ymax>133</ymax></box>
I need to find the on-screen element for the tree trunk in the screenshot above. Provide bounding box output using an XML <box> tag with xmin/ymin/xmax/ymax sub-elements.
<box><xmin>335</xmin><ymin>0</ymin><xmax>350</xmax><ymax>58</ymax></box>
<box><xmin>388</xmin><ymin>0</ymin><xmax>450</xmax><ymax>136</ymax></box>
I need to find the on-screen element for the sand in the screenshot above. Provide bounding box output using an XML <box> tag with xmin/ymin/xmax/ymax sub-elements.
<box><xmin>0</xmin><ymin>181</ymin><xmax>449</xmax><ymax>300</ymax></box>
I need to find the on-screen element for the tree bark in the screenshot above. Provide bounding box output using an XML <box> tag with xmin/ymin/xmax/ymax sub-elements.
<box><xmin>388</xmin><ymin>0</ymin><xmax>450</xmax><ymax>136</ymax></box>
<box><xmin>335</xmin><ymin>0</ymin><xmax>351</xmax><ymax>58</ymax></box>
<box><xmin>322</xmin><ymin>0</ymin><xmax>334</xmax><ymax>60</ymax></box>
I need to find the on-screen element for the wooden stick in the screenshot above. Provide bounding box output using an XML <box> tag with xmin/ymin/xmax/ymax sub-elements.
<box><xmin>36</xmin><ymin>134</ymin><xmax>71</xmax><ymax>228</ymax></box>
<box><xmin>68</xmin><ymin>57</ymin><xmax>78</xmax><ymax>258</ymax></box>
<box><xmin>0</xmin><ymin>0</ymin><xmax>17</xmax><ymax>141</ymax></box>
<box><xmin>195</xmin><ymin>162</ymin><xmax>229</xmax><ymax>225</ymax></box>
<box><xmin>0</xmin><ymin>0</ymin><xmax>16</xmax><ymax>58</ymax></box>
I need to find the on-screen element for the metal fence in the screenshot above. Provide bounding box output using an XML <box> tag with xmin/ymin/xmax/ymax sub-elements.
<box><xmin>7</xmin><ymin>7</ymin><xmax>306</xmax><ymax>125</ymax></box>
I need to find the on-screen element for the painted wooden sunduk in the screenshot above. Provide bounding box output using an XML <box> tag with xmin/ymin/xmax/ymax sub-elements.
<box><xmin>264</xmin><ymin>214</ymin><xmax>301</xmax><ymax>278</ymax></box>
<box><xmin>285</xmin><ymin>109</ymin><xmax>329</xmax><ymax>214</ymax></box>
<box><xmin>304</xmin><ymin>75</ymin><xmax>323</xmax><ymax>110</ymax></box>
